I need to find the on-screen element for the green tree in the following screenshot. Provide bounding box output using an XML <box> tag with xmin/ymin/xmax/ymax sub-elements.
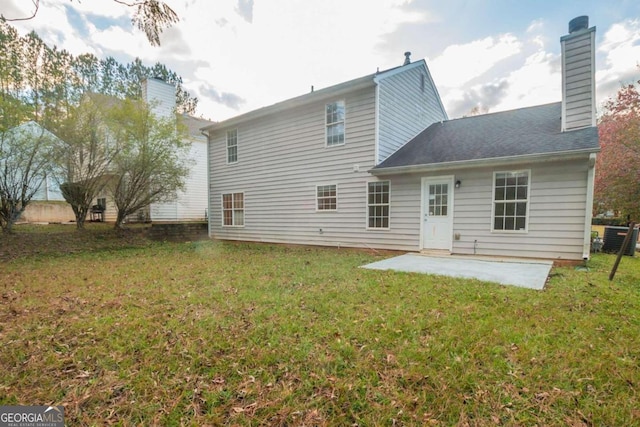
<box><xmin>595</xmin><ymin>78</ymin><xmax>640</xmax><ymax>220</ymax></box>
<box><xmin>104</xmin><ymin>98</ymin><xmax>190</xmax><ymax>228</ymax></box>
<box><xmin>0</xmin><ymin>21</ymin><xmax>198</xmax><ymax>229</ymax></box>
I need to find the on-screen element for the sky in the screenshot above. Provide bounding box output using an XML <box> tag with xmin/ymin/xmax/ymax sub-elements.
<box><xmin>3</xmin><ymin>0</ymin><xmax>640</xmax><ymax>121</ymax></box>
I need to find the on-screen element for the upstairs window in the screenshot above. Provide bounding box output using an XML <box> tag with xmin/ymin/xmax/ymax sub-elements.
<box><xmin>227</xmin><ymin>129</ymin><xmax>238</xmax><ymax>163</ymax></box>
<box><xmin>222</xmin><ymin>192</ymin><xmax>244</xmax><ymax>226</ymax></box>
<box><xmin>316</xmin><ymin>185</ymin><xmax>337</xmax><ymax>211</ymax></box>
<box><xmin>326</xmin><ymin>101</ymin><xmax>345</xmax><ymax>146</ymax></box>
<box><xmin>493</xmin><ymin>171</ymin><xmax>529</xmax><ymax>232</ymax></box>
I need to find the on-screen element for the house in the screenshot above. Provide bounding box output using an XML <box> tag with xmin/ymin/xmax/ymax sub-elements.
<box><xmin>148</xmin><ymin>113</ymin><xmax>212</xmax><ymax>222</ymax></box>
<box><xmin>133</xmin><ymin>78</ymin><xmax>212</xmax><ymax>223</ymax></box>
<box><xmin>203</xmin><ymin>16</ymin><xmax>599</xmax><ymax>261</ymax></box>
<box><xmin>96</xmin><ymin>77</ymin><xmax>215</xmax><ymax>223</ymax></box>
<box><xmin>19</xmin><ymin>78</ymin><xmax>213</xmax><ymax>225</ymax></box>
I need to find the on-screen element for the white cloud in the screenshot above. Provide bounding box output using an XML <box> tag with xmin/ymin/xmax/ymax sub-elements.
<box><xmin>526</xmin><ymin>19</ymin><xmax>544</xmax><ymax>34</ymax></box>
<box><xmin>435</xmin><ymin>20</ymin><xmax>560</xmax><ymax>118</ymax></box>
<box><xmin>89</xmin><ymin>23</ymin><xmax>150</xmax><ymax>59</ymax></box>
<box><xmin>10</xmin><ymin>0</ymin><xmax>98</xmax><ymax>56</ymax></box>
<box><xmin>173</xmin><ymin>0</ymin><xmax>434</xmax><ymax>119</ymax></box>
<box><xmin>429</xmin><ymin>34</ymin><xmax>522</xmax><ymax>89</ymax></box>
<box><xmin>596</xmin><ymin>19</ymin><xmax>640</xmax><ymax>103</ymax></box>
<box><xmin>493</xmin><ymin>50</ymin><xmax>560</xmax><ymax>112</ymax></box>
<box><xmin>8</xmin><ymin>1</ymin><xmax>638</xmax><ymax>123</ymax></box>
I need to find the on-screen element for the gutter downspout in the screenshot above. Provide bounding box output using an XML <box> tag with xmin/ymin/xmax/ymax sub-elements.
<box><xmin>201</xmin><ymin>130</ymin><xmax>213</xmax><ymax>239</ymax></box>
<box><xmin>583</xmin><ymin>152</ymin><xmax>597</xmax><ymax>259</ymax></box>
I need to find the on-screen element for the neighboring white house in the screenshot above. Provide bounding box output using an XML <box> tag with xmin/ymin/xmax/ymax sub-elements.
<box><xmin>15</xmin><ymin>78</ymin><xmax>213</xmax><ymax>224</ymax></box>
<box><xmin>147</xmin><ymin>113</ymin><xmax>211</xmax><ymax>221</ymax></box>
<box><xmin>203</xmin><ymin>17</ymin><xmax>600</xmax><ymax>261</ymax></box>
<box><xmin>141</xmin><ymin>78</ymin><xmax>212</xmax><ymax>222</ymax></box>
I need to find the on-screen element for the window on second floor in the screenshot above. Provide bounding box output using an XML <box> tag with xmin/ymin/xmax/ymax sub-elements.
<box><xmin>227</xmin><ymin>129</ymin><xmax>238</xmax><ymax>163</ymax></box>
<box><xmin>326</xmin><ymin>101</ymin><xmax>345</xmax><ymax>146</ymax></box>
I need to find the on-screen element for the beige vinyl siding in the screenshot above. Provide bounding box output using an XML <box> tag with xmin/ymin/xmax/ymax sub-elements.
<box><xmin>209</xmin><ymin>86</ymin><xmax>418</xmax><ymax>250</ymax></box>
<box><xmin>377</xmin><ymin>157</ymin><xmax>591</xmax><ymax>259</ymax></box>
<box><xmin>450</xmin><ymin>159</ymin><xmax>590</xmax><ymax>260</ymax></box>
<box><xmin>32</xmin><ymin>175</ymin><xmax>65</xmax><ymax>202</ymax></box>
<box><xmin>561</xmin><ymin>29</ymin><xmax>595</xmax><ymax>130</ymax></box>
<box><xmin>142</xmin><ymin>78</ymin><xmax>175</xmax><ymax>120</ymax></box>
<box><xmin>377</xmin><ymin>65</ymin><xmax>446</xmax><ymax>163</ymax></box>
<box><xmin>150</xmin><ymin>136</ymin><xmax>208</xmax><ymax>221</ymax></box>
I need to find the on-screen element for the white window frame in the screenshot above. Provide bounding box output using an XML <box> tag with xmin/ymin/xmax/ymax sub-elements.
<box><xmin>366</xmin><ymin>180</ymin><xmax>390</xmax><ymax>230</ymax></box>
<box><xmin>325</xmin><ymin>100</ymin><xmax>345</xmax><ymax>147</ymax></box>
<box><xmin>491</xmin><ymin>170</ymin><xmax>530</xmax><ymax>233</ymax></box>
<box><xmin>316</xmin><ymin>184</ymin><xmax>337</xmax><ymax>211</ymax></box>
<box><xmin>221</xmin><ymin>192</ymin><xmax>244</xmax><ymax>227</ymax></box>
<box><xmin>226</xmin><ymin>129</ymin><xmax>238</xmax><ymax>164</ymax></box>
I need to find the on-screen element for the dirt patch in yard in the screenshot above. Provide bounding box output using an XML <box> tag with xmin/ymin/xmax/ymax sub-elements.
<box><xmin>0</xmin><ymin>224</ymin><xmax>151</xmax><ymax>262</ymax></box>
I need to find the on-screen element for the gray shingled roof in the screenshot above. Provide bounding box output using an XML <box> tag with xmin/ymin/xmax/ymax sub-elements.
<box><xmin>181</xmin><ymin>114</ymin><xmax>215</xmax><ymax>137</ymax></box>
<box><xmin>374</xmin><ymin>102</ymin><xmax>599</xmax><ymax>171</ymax></box>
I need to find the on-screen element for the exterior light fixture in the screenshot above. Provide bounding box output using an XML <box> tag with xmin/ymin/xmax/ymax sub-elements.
<box><xmin>455</xmin><ymin>180</ymin><xmax>461</xmax><ymax>189</ymax></box>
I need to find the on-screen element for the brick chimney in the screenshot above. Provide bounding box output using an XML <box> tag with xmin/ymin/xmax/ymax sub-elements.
<box><xmin>560</xmin><ymin>16</ymin><xmax>596</xmax><ymax>131</ymax></box>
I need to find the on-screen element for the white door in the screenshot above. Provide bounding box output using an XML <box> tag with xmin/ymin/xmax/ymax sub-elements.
<box><xmin>422</xmin><ymin>177</ymin><xmax>453</xmax><ymax>250</ymax></box>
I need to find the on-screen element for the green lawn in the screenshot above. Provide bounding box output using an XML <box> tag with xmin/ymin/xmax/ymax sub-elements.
<box><xmin>1</xmin><ymin>225</ymin><xmax>639</xmax><ymax>426</ymax></box>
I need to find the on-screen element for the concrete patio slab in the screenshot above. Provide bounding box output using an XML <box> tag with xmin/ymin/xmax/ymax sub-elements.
<box><xmin>361</xmin><ymin>254</ymin><xmax>553</xmax><ymax>290</ymax></box>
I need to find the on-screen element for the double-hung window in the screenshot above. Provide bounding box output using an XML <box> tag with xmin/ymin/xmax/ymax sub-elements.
<box><xmin>316</xmin><ymin>185</ymin><xmax>337</xmax><ymax>211</ymax></box>
<box><xmin>226</xmin><ymin>129</ymin><xmax>238</xmax><ymax>163</ymax></box>
<box><xmin>326</xmin><ymin>101</ymin><xmax>345</xmax><ymax>146</ymax></box>
<box><xmin>367</xmin><ymin>181</ymin><xmax>390</xmax><ymax>229</ymax></box>
<box><xmin>493</xmin><ymin>171</ymin><xmax>529</xmax><ymax>232</ymax></box>
<box><xmin>222</xmin><ymin>192</ymin><xmax>244</xmax><ymax>226</ymax></box>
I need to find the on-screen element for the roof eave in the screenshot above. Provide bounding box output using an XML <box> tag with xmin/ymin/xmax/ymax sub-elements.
<box><xmin>369</xmin><ymin>147</ymin><xmax>600</xmax><ymax>176</ymax></box>
<box><xmin>201</xmin><ymin>75</ymin><xmax>376</xmax><ymax>132</ymax></box>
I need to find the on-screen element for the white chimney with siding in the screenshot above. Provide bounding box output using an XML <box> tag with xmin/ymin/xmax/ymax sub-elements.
<box><xmin>560</xmin><ymin>16</ymin><xmax>596</xmax><ymax>132</ymax></box>
<box><xmin>142</xmin><ymin>77</ymin><xmax>176</xmax><ymax>119</ymax></box>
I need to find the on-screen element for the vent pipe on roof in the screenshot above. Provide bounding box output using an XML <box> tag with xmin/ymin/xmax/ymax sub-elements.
<box><xmin>403</xmin><ymin>51</ymin><xmax>411</xmax><ymax>65</ymax></box>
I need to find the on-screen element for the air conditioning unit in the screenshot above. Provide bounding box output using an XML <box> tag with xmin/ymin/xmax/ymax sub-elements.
<box><xmin>603</xmin><ymin>226</ymin><xmax>638</xmax><ymax>256</ymax></box>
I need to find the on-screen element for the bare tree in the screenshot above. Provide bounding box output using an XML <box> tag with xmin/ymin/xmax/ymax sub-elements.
<box><xmin>51</xmin><ymin>95</ymin><xmax>120</xmax><ymax>229</ymax></box>
<box><xmin>0</xmin><ymin>122</ymin><xmax>57</xmax><ymax>232</ymax></box>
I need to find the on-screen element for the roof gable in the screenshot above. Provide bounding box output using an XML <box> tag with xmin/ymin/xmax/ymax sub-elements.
<box><xmin>374</xmin><ymin>102</ymin><xmax>599</xmax><ymax>171</ymax></box>
<box><xmin>202</xmin><ymin>60</ymin><xmax>439</xmax><ymax>132</ymax></box>
<box><xmin>5</xmin><ymin>121</ymin><xmax>62</xmax><ymax>143</ymax></box>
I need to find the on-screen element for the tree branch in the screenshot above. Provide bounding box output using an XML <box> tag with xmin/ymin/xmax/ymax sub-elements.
<box><xmin>2</xmin><ymin>0</ymin><xmax>178</xmax><ymax>46</ymax></box>
<box><xmin>2</xmin><ymin>0</ymin><xmax>39</xmax><ymax>22</ymax></box>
